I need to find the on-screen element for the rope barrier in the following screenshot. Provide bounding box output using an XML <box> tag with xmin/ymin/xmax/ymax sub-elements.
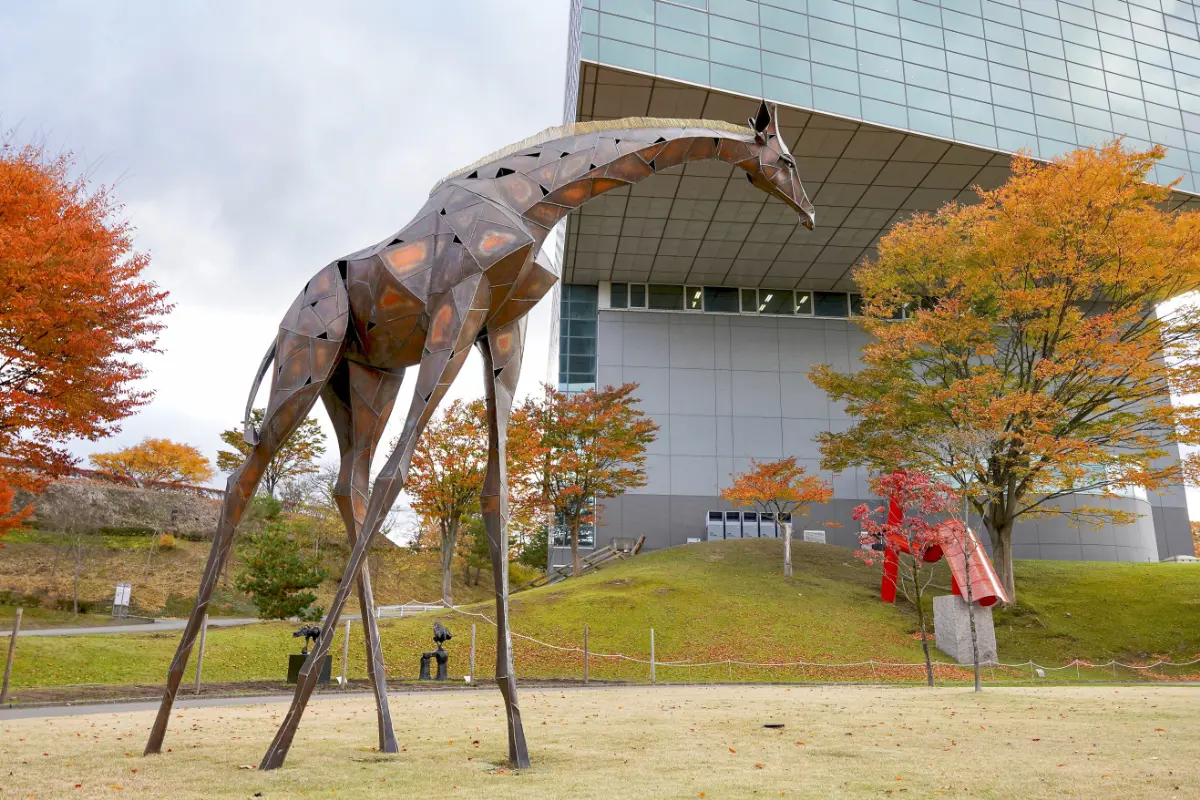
<box><xmin>386</xmin><ymin>598</ymin><xmax>1200</xmax><ymax>675</ymax></box>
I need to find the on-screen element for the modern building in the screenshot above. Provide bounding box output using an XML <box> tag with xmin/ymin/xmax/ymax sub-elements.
<box><xmin>550</xmin><ymin>0</ymin><xmax>1200</xmax><ymax>566</ymax></box>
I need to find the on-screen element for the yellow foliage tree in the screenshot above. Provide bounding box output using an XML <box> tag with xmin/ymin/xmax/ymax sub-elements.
<box><xmin>811</xmin><ymin>142</ymin><xmax>1200</xmax><ymax>602</ymax></box>
<box><xmin>90</xmin><ymin>437</ymin><xmax>214</xmax><ymax>486</ymax></box>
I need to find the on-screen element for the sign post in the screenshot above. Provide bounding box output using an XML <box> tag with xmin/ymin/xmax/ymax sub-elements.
<box><xmin>111</xmin><ymin>583</ymin><xmax>132</xmax><ymax>618</ymax></box>
<box><xmin>1</xmin><ymin>608</ymin><xmax>22</xmax><ymax>704</ymax></box>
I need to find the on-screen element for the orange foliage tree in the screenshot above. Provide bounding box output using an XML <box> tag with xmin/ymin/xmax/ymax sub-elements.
<box><xmin>90</xmin><ymin>437</ymin><xmax>215</xmax><ymax>486</ymax></box>
<box><xmin>529</xmin><ymin>383</ymin><xmax>658</xmax><ymax>577</ymax></box>
<box><xmin>0</xmin><ymin>137</ymin><xmax>169</xmax><ymax>538</ymax></box>
<box><xmin>720</xmin><ymin>457</ymin><xmax>833</xmax><ymax>578</ymax></box>
<box><xmin>811</xmin><ymin>142</ymin><xmax>1200</xmax><ymax>602</ymax></box>
<box><xmin>406</xmin><ymin>399</ymin><xmax>488</xmax><ymax>605</ymax></box>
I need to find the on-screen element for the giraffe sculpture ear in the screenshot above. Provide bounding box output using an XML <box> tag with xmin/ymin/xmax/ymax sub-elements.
<box><xmin>749</xmin><ymin>100</ymin><xmax>777</xmax><ymax>144</ymax></box>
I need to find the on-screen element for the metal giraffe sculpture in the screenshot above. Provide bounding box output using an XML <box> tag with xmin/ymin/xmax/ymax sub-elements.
<box><xmin>143</xmin><ymin>100</ymin><xmax>814</xmax><ymax>771</ymax></box>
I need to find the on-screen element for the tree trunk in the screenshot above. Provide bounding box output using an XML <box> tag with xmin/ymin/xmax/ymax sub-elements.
<box><xmin>915</xmin><ymin>595</ymin><xmax>934</xmax><ymax>687</ymax></box>
<box><xmin>989</xmin><ymin>521</ymin><xmax>1016</xmax><ymax>604</ymax></box>
<box><xmin>142</xmin><ymin>531</ymin><xmax>160</xmax><ymax>586</ymax></box>
<box><xmin>570</xmin><ymin>517</ymin><xmax>581</xmax><ymax>578</ymax></box>
<box><xmin>964</xmin><ymin>536</ymin><xmax>982</xmax><ymax>693</ymax></box>
<box><xmin>440</xmin><ymin>518</ymin><xmax>458</xmax><ymax>607</ymax></box>
<box><xmin>72</xmin><ymin>540</ymin><xmax>83</xmax><ymax>616</ymax></box>
<box><xmin>782</xmin><ymin>521</ymin><xmax>793</xmax><ymax>578</ymax></box>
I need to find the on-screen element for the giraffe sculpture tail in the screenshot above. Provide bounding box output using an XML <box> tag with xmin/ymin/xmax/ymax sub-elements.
<box><xmin>241</xmin><ymin>339</ymin><xmax>278</xmax><ymax>446</ymax></box>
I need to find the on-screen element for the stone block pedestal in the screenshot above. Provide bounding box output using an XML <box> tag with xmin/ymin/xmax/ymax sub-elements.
<box><xmin>933</xmin><ymin>594</ymin><xmax>998</xmax><ymax>665</ymax></box>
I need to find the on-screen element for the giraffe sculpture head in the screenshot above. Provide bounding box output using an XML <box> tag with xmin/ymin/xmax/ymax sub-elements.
<box><xmin>743</xmin><ymin>101</ymin><xmax>815</xmax><ymax>230</ymax></box>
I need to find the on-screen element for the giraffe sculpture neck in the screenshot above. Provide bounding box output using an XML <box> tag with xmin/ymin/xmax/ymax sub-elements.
<box><xmin>438</xmin><ymin>121</ymin><xmax>763</xmax><ymax>240</ymax></box>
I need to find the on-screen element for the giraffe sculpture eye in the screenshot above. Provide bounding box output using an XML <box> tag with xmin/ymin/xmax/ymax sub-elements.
<box><xmin>780</xmin><ymin>153</ymin><xmax>796</xmax><ymax>170</ymax></box>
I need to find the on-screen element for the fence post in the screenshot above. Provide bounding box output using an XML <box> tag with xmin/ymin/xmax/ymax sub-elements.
<box><xmin>650</xmin><ymin>628</ymin><xmax>656</xmax><ymax>685</ymax></box>
<box><xmin>583</xmin><ymin>625</ymin><xmax>589</xmax><ymax>684</ymax></box>
<box><xmin>193</xmin><ymin>613</ymin><xmax>208</xmax><ymax>696</ymax></box>
<box><xmin>1029</xmin><ymin>661</ymin><xmax>1035</xmax><ymax>682</ymax></box>
<box><xmin>470</xmin><ymin>624</ymin><xmax>476</xmax><ymax>683</ymax></box>
<box><xmin>1075</xmin><ymin>660</ymin><xmax>1080</xmax><ymax>681</ymax></box>
<box><xmin>341</xmin><ymin>619</ymin><xmax>351</xmax><ymax>687</ymax></box>
<box><xmin>0</xmin><ymin>608</ymin><xmax>22</xmax><ymax>705</ymax></box>
<box><xmin>869</xmin><ymin>659</ymin><xmax>877</xmax><ymax>683</ymax></box>
<box><xmin>1112</xmin><ymin>660</ymin><xmax>1118</xmax><ymax>680</ymax></box>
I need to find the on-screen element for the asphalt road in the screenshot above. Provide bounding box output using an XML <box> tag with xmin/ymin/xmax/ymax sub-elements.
<box><xmin>0</xmin><ymin>617</ymin><xmax>262</xmax><ymax>638</ymax></box>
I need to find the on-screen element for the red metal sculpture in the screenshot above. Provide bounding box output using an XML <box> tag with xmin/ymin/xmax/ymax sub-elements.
<box><xmin>143</xmin><ymin>101</ymin><xmax>815</xmax><ymax>771</ymax></box>
<box><xmin>878</xmin><ymin>494</ymin><xmax>1008</xmax><ymax>607</ymax></box>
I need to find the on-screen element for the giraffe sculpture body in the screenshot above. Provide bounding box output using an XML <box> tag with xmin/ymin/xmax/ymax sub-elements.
<box><xmin>143</xmin><ymin>101</ymin><xmax>814</xmax><ymax>771</ymax></box>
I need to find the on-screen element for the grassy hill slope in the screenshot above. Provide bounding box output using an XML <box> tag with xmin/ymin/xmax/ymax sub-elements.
<box><xmin>5</xmin><ymin>539</ymin><xmax>1198</xmax><ymax>693</ymax></box>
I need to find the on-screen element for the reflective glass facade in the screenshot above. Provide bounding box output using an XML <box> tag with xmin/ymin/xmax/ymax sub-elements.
<box><xmin>558</xmin><ymin>284</ymin><xmax>600</xmax><ymax>391</ymax></box>
<box><xmin>574</xmin><ymin>0</ymin><xmax>1200</xmax><ymax>192</ymax></box>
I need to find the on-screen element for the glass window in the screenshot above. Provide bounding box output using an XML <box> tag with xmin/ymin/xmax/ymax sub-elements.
<box><xmin>741</xmin><ymin>288</ymin><xmax>758</xmax><ymax>313</ymax></box>
<box><xmin>611</xmin><ymin>282</ymin><xmax>628</xmax><ymax>309</ymax></box>
<box><xmin>814</xmin><ymin>291</ymin><xmax>849</xmax><ymax>317</ymax></box>
<box><xmin>704</xmin><ymin>286</ymin><xmax>740</xmax><ymax>313</ymax></box>
<box><xmin>657</xmin><ymin>26</ymin><xmax>708</xmax><ymax>58</ymax></box>
<box><xmin>710</xmin><ymin>0</ymin><xmax>759</xmax><ymax>24</ymax></box>
<box><xmin>601</xmin><ymin>0</ymin><xmax>654</xmax><ymax>22</ymax></box>
<box><xmin>648</xmin><ymin>284</ymin><xmax>683</xmax><ymax>310</ymax></box>
<box><xmin>711</xmin><ymin>38</ymin><xmax>761</xmax><ymax>70</ymax></box>
<box><xmin>686</xmin><ymin>286</ymin><xmax>703</xmax><ymax>310</ymax></box>
<box><xmin>710</xmin><ymin>15</ymin><xmax>760</xmax><ymax>47</ymax></box>
<box><xmin>657</xmin><ymin>51</ymin><xmax>710</xmax><ymax>84</ymax></box>
<box><xmin>570</xmin><ymin>319</ymin><xmax>597</xmax><ymax>338</ymax></box>
<box><xmin>759</xmin><ymin>289</ymin><xmax>793</xmax><ymax>315</ymax></box>
<box><xmin>794</xmin><ymin>290</ymin><xmax>813</xmax><ymax>314</ymax></box>
<box><xmin>599</xmin><ymin>12</ymin><xmax>655</xmax><ymax>47</ymax></box>
<box><xmin>850</xmin><ymin>294</ymin><xmax>864</xmax><ymax>316</ymax></box>
<box><xmin>655</xmin><ymin>1</ymin><xmax>707</xmax><ymax>34</ymax></box>
<box><xmin>630</xmin><ymin>284</ymin><xmax>647</xmax><ymax>308</ymax></box>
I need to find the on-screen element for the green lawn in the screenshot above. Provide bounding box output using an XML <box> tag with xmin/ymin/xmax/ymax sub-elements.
<box><xmin>3</xmin><ymin>539</ymin><xmax>1198</xmax><ymax>692</ymax></box>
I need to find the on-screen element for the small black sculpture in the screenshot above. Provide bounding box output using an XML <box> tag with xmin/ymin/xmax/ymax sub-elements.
<box><xmin>420</xmin><ymin>622</ymin><xmax>452</xmax><ymax>681</ymax></box>
<box><xmin>294</xmin><ymin>625</ymin><xmax>321</xmax><ymax>656</ymax></box>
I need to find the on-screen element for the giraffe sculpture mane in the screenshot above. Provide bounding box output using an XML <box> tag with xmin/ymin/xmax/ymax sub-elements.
<box><xmin>434</xmin><ymin>117</ymin><xmax>754</xmax><ymax>190</ymax></box>
<box><xmin>142</xmin><ymin>100</ymin><xmax>814</xmax><ymax>772</ymax></box>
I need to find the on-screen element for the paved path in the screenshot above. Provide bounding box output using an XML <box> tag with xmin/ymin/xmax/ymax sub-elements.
<box><xmin>0</xmin><ymin>617</ymin><xmax>262</xmax><ymax>638</ymax></box>
<box><xmin>1</xmin><ymin>613</ymin><xmax>385</xmax><ymax>638</ymax></box>
<box><xmin>0</xmin><ymin>687</ymin><xmax>511</xmax><ymax>720</ymax></box>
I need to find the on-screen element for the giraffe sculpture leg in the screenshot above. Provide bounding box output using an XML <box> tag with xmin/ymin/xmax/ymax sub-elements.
<box><xmin>477</xmin><ymin>317</ymin><xmax>531</xmax><ymax>768</ymax></box>
<box><xmin>145</xmin><ymin>263</ymin><xmax>350</xmax><ymax>756</ymax></box>
<box><xmin>259</xmin><ymin>287</ymin><xmax>485</xmax><ymax>770</ymax></box>
<box><xmin>320</xmin><ymin>360</ymin><xmax>405</xmax><ymax>753</ymax></box>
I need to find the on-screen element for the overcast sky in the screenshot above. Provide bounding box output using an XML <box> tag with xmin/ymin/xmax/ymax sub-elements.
<box><xmin>1</xmin><ymin>1</ymin><xmax>570</xmax><ymax>529</ymax></box>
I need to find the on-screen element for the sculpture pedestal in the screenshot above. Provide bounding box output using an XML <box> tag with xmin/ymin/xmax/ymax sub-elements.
<box><xmin>287</xmin><ymin>654</ymin><xmax>332</xmax><ymax>685</ymax></box>
<box><xmin>933</xmin><ymin>595</ymin><xmax>997</xmax><ymax>666</ymax></box>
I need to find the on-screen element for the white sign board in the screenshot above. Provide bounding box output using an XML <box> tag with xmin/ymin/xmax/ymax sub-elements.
<box><xmin>112</xmin><ymin>583</ymin><xmax>131</xmax><ymax>607</ymax></box>
<box><xmin>802</xmin><ymin>530</ymin><xmax>827</xmax><ymax>544</ymax></box>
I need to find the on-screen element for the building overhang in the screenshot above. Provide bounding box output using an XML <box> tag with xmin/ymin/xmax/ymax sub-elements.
<box><xmin>563</xmin><ymin>62</ymin><xmax>1200</xmax><ymax>292</ymax></box>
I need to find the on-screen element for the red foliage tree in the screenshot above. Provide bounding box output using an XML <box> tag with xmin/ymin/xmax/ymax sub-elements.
<box><xmin>0</xmin><ymin>138</ymin><xmax>169</xmax><ymax>538</ymax></box>
<box><xmin>854</xmin><ymin>470</ymin><xmax>964</xmax><ymax>686</ymax></box>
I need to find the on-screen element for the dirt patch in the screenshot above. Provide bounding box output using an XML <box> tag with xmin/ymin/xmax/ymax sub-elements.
<box><xmin>604</xmin><ymin>578</ymin><xmax>632</xmax><ymax>586</ymax></box>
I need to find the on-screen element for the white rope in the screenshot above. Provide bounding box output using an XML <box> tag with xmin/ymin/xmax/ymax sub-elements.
<box><xmin>386</xmin><ymin>598</ymin><xmax>1200</xmax><ymax>674</ymax></box>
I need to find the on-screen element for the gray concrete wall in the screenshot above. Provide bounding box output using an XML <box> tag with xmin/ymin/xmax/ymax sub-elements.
<box><xmin>552</xmin><ymin>307</ymin><xmax>1174</xmax><ymax>566</ymax></box>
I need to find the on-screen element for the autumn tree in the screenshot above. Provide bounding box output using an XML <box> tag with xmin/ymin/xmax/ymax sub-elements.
<box><xmin>406</xmin><ymin>399</ymin><xmax>488</xmax><ymax>605</ymax></box>
<box><xmin>812</xmin><ymin>142</ymin><xmax>1200</xmax><ymax>602</ymax></box>
<box><xmin>217</xmin><ymin>409</ymin><xmax>326</xmax><ymax>498</ymax></box>
<box><xmin>855</xmin><ymin>471</ymin><xmax>964</xmax><ymax>687</ymax></box>
<box><xmin>530</xmin><ymin>383</ymin><xmax>658</xmax><ymax>577</ymax></box>
<box><xmin>0</xmin><ymin>137</ymin><xmax>169</xmax><ymax>538</ymax></box>
<box><xmin>90</xmin><ymin>437</ymin><xmax>214</xmax><ymax>486</ymax></box>
<box><xmin>720</xmin><ymin>457</ymin><xmax>833</xmax><ymax>578</ymax></box>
